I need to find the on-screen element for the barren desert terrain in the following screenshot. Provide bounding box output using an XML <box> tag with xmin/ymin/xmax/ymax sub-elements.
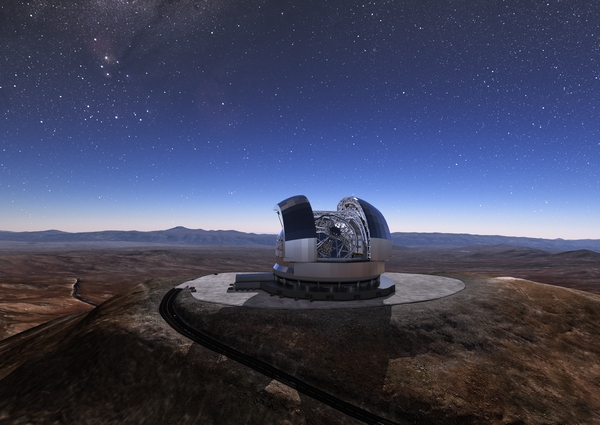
<box><xmin>0</xmin><ymin>243</ymin><xmax>599</xmax><ymax>423</ymax></box>
<box><xmin>0</xmin><ymin>245</ymin><xmax>274</xmax><ymax>340</ymax></box>
<box><xmin>0</xmin><ymin>273</ymin><xmax>599</xmax><ymax>424</ymax></box>
<box><xmin>1</xmin><ymin>243</ymin><xmax>598</xmax><ymax>341</ymax></box>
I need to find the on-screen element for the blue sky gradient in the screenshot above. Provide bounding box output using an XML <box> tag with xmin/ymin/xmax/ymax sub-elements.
<box><xmin>1</xmin><ymin>1</ymin><xmax>599</xmax><ymax>238</ymax></box>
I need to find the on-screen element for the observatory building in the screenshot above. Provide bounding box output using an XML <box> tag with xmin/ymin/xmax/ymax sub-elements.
<box><xmin>235</xmin><ymin>195</ymin><xmax>395</xmax><ymax>301</ymax></box>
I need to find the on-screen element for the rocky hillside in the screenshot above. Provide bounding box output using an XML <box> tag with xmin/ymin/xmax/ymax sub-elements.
<box><xmin>1</xmin><ymin>275</ymin><xmax>599</xmax><ymax>424</ymax></box>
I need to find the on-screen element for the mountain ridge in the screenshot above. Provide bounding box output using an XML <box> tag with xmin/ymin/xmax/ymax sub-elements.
<box><xmin>0</xmin><ymin>226</ymin><xmax>600</xmax><ymax>252</ymax></box>
<box><xmin>1</xmin><ymin>228</ymin><xmax>599</xmax><ymax>252</ymax></box>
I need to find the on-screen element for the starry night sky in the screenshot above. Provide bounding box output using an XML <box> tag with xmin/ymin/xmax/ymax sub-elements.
<box><xmin>1</xmin><ymin>1</ymin><xmax>599</xmax><ymax>238</ymax></box>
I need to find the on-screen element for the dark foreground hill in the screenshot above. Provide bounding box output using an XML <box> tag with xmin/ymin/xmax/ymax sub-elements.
<box><xmin>1</xmin><ymin>275</ymin><xmax>599</xmax><ymax>424</ymax></box>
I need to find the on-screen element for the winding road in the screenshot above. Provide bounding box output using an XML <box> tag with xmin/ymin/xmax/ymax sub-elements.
<box><xmin>159</xmin><ymin>288</ymin><xmax>399</xmax><ymax>425</ymax></box>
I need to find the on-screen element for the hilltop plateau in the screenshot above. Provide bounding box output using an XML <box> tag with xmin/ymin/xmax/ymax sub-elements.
<box><xmin>0</xmin><ymin>274</ymin><xmax>599</xmax><ymax>424</ymax></box>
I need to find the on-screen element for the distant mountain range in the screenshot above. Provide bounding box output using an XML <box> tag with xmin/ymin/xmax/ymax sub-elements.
<box><xmin>0</xmin><ymin>227</ymin><xmax>274</xmax><ymax>247</ymax></box>
<box><xmin>1</xmin><ymin>226</ymin><xmax>599</xmax><ymax>252</ymax></box>
<box><xmin>389</xmin><ymin>232</ymin><xmax>600</xmax><ymax>252</ymax></box>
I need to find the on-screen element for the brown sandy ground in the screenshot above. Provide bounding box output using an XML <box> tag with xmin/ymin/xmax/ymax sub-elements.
<box><xmin>0</xmin><ymin>244</ymin><xmax>598</xmax><ymax>341</ymax></box>
<box><xmin>0</xmin><ymin>277</ymin><xmax>87</xmax><ymax>339</ymax></box>
<box><xmin>0</xmin><ymin>246</ymin><xmax>275</xmax><ymax>340</ymax></box>
<box><xmin>0</xmin><ymin>274</ymin><xmax>598</xmax><ymax>424</ymax></box>
<box><xmin>389</xmin><ymin>246</ymin><xmax>600</xmax><ymax>294</ymax></box>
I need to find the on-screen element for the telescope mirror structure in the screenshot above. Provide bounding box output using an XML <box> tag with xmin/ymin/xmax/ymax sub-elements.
<box><xmin>263</xmin><ymin>195</ymin><xmax>394</xmax><ymax>301</ymax></box>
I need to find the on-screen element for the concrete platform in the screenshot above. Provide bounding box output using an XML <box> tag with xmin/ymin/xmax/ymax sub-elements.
<box><xmin>177</xmin><ymin>272</ymin><xmax>465</xmax><ymax>309</ymax></box>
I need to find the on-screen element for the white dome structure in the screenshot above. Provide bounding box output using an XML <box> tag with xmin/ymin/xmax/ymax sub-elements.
<box><xmin>265</xmin><ymin>195</ymin><xmax>395</xmax><ymax>301</ymax></box>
